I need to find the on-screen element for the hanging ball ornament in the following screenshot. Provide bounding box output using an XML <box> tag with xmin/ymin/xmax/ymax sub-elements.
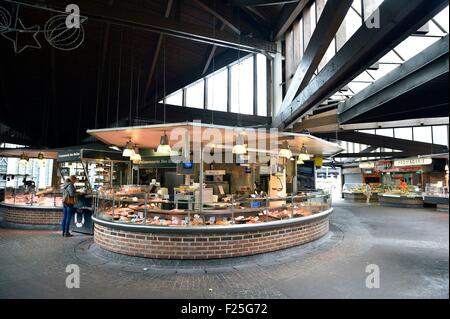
<box><xmin>43</xmin><ymin>14</ymin><xmax>86</xmax><ymax>51</ymax></box>
<box><xmin>0</xmin><ymin>6</ymin><xmax>12</xmax><ymax>32</ymax></box>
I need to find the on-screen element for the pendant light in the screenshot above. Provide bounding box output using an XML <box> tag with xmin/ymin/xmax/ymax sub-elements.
<box><xmin>157</xmin><ymin>131</ymin><xmax>171</xmax><ymax>154</ymax></box>
<box><xmin>232</xmin><ymin>132</ymin><xmax>247</xmax><ymax>155</ymax></box>
<box><xmin>122</xmin><ymin>139</ymin><xmax>135</xmax><ymax>157</ymax></box>
<box><xmin>37</xmin><ymin>152</ymin><xmax>45</xmax><ymax>168</ymax></box>
<box><xmin>297</xmin><ymin>158</ymin><xmax>304</xmax><ymax>165</ymax></box>
<box><xmin>298</xmin><ymin>144</ymin><xmax>311</xmax><ymax>161</ymax></box>
<box><xmin>278</xmin><ymin>141</ymin><xmax>292</xmax><ymax>159</ymax></box>
<box><xmin>131</xmin><ymin>147</ymin><xmax>142</xmax><ymax>163</ymax></box>
<box><xmin>19</xmin><ymin>152</ymin><xmax>29</xmax><ymax>166</ymax></box>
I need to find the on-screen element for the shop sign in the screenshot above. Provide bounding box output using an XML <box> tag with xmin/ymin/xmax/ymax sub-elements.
<box><xmin>205</xmin><ymin>170</ymin><xmax>226</xmax><ymax>176</ymax></box>
<box><xmin>342</xmin><ymin>167</ymin><xmax>362</xmax><ymax>174</ymax></box>
<box><xmin>375</xmin><ymin>160</ymin><xmax>392</xmax><ymax>170</ymax></box>
<box><xmin>359</xmin><ymin>162</ymin><xmax>375</xmax><ymax>169</ymax></box>
<box><xmin>394</xmin><ymin>158</ymin><xmax>432</xmax><ymax>167</ymax></box>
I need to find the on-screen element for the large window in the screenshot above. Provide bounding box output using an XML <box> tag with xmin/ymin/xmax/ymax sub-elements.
<box><xmin>230</xmin><ymin>56</ymin><xmax>254</xmax><ymax>115</ymax></box>
<box><xmin>256</xmin><ymin>54</ymin><xmax>267</xmax><ymax>116</ymax></box>
<box><xmin>206</xmin><ymin>68</ymin><xmax>228</xmax><ymax>112</ymax></box>
<box><xmin>165</xmin><ymin>90</ymin><xmax>183</xmax><ymax>106</ymax></box>
<box><xmin>185</xmin><ymin>79</ymin><xmax>204</xmax><ymax>109</ymax></box>
<box><xmin>161</xmin><ymin>54</ymin><xmax>269</xmax><ymax>116</ymax></box>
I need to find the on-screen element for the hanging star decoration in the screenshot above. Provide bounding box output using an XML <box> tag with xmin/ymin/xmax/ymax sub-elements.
<box><xmin>1</xmin><ymin>18</ymin><xmax>41</xmax><ymax>54</ymax></box>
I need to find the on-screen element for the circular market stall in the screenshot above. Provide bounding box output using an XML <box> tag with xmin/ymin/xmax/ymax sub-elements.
<box><xmin>0</xmin><ymin>190</ymin><xmax>63</xmax><ymax>230</ymax></box>
<box><xmin>87</xmin><ymin>122</ymin><xmax>342</xmax><ymax>260</ymax></box>
<box><xmin>92</xmin><ymin>187</ymin><xmax>332</xmax><ymax>259</ymax></box>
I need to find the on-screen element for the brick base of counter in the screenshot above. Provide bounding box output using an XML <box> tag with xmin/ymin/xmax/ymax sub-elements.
<box><xmin>0</xmin><ymin>205</ymin><xmax>63</xmax><ymax>229</ymax></box>
<box><xmin>94</xmin><ymin>216</ymin><xmax>330</xmax><ymax>260</ymax></box>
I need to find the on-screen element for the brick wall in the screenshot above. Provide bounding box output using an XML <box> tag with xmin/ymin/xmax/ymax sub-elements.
<box><xmin>1</xmin><ymin>206</ymin><xmax>63</xmax><ymax>225</ymax></box>
<box><xmin>94</xmin><ymin>216</ymin><xmax>329</xmax><ymax>260</ymax></box>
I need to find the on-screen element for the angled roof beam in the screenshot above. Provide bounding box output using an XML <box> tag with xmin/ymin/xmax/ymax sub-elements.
<box><xmin>274</xmin><ymin>0</ymin><xmax>309</xmax><ymax>40</ymax></box>
<box><xmin>280</xmin><ymin>0</ymin><xmax>353</xmax><ymax>112</ymax></box>
<box><xmin>316</xmin><ymin>131</ymin><xmax>448</xmax><ymax>154</ymax></box>
<box><xmin>21</xmin><ymin>0</ymin><xmax>276</xmax><ymax>53</ymax></box>
<box><xmin>230</xmin><ymin>0</ymin><xmax>300</xmax><ymax>6</ymax></box>
<box><xmin>191</xmin><ymin>0</ymin><xmax>241</xmax><ymax>35</ymax></box>
<box><xmin>202</xmin><ymin>22</ymin><xmax>226</xmax><ymax>75</ymax></box>
<box><xmin>338</xmin><ymin>35</ymin><xmax>449</xmax><ymax>124</ymax></box>
<box><xmin>144</xmin><ymin>0</ymin><xmax>173</xmax><ymax>100</ymax></box>
<box><xmin>273</xmin><ymin>0</ymin><xmax>449</xmax><ymax>129</ymax></box>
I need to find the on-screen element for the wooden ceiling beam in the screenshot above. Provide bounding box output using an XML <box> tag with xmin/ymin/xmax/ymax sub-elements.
<box><xmin>144</xmin><ymin>0</ymin><xmax>174</xmax><ymax>100</ymax></box>
<box><xmin>191</xmin><ymin>0</ymin><xmax>241</xmax><ymax>35</ymax></box>
<box><xmin>274</xmin><ymin>0</ymin><xmax>308</xmax><ymax>40</ymax></box>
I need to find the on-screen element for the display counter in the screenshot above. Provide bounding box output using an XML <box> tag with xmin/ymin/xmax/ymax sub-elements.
<box><xmin>378</xmin><ymin>193</ymin><xmax>424</xmax><ymax>208</ymax></box>
<box><xmin>92</xmin><ymin>186</ymin><xmax>333</xmax><ymax>259</ymax></box>
<box><xmin>423</xmin><ymin>184</ymin><xmax>449</xmax><ymax>212</ymax></box>
<box><xmin>342</xmin><ymin>183</ymin><xmax>379</xmax><ymax>202</ymax></box>
<box><xmin>0</xmin><ymin>188</ymin><xmax>63</xmax><ymax>229</ymax></box>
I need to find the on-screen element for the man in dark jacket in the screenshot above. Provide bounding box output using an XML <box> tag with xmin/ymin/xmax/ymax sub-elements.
<box><xmin>61</xmin><ymin>176</ymin><xmax>77</xmax><ymax>237</ymax></box>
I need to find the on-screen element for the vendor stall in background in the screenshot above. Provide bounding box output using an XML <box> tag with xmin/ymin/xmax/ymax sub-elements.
<box><xmin>87</xmin><ymin>122</ymin><xmax>343</xmax><ymax>260</ymax></box>
<box><xmin>342</xmin><ymin>156</ymin><xmax>449</xmax><ymax>209</ymax></box>
<box><xmin>0</xmin><ymin>149</ymin><xmax>62</xmax><ymax>229</ymax></box>
<box><xmin>57</xmin><ymin>146</ymin><xmax>130</xmax><ymax>234</ymax></box>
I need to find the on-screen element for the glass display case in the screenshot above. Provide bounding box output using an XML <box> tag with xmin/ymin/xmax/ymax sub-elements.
<box><xmin>342</xmin><ymin>183</ymin><xmax>364</xmax><ymax>193</ymax></box>
<box><xmin>424</xmin><ymin>183</ymin><xmax>449</xmax><ymax>198</ymax></box>
<box><xmin>378</xmin><ymin>184</ymin><xmax>422</xmax><ymax>197</ymax></box>
<box><xmin>2</xmin><ymin>187</ymin><xmax>63</xmax><ymax>208</ymax></box>
<box><xmin>94</xmin><ymin>186</ymin><xmax>332</xmax><ymax>227</ymax></box>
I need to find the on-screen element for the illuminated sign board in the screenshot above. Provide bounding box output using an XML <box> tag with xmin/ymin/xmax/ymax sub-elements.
<box><xmin>394</xmin><ymin>158</ymin><xmax>432</xmax><ymax>167</ymax></box>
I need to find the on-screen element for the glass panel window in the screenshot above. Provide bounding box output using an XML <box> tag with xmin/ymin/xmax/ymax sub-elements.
<box><xmin>394</xmin><ymin>127</ymin><xmax>413</xmax><ymax>140</ymax></box>
<box><xmin>206</xmin><ymin>68</ymin><xmax>228</xmax><ymax>112</ymax></box>
<box><xmin>394</xmin><ymin>36</ymin><xmax>440</xmax><ymax>61</ymax></box>
<box><xmin>256</xmin><ymin>54</ymin><xmax>267</xmax><ymax>116</ymax></box>
<box><xmin>432</xmin><ymin>125</ymin><xmax>449</xmax><ymax>147</ymax></box>
<box><xmin>230</xmin><ymin>56</ymin><xmax>254</xmax><ymax>115</ymax></box>
<box><xmin>165</xmin><ymin>90</ymin><xmax>183</xmax><ymax>106</ymax></box>
<box><xmin>311</xmin><ymin>2</ymin><xmax>317</xmax><ymax>33</ymax></box>
<box><xmin>185</xmin><ymin>79</ymin><xmax>204</xmax><ymax>109</ymax></box>
<box><xmin>376</xmin><ymin>128</ymin><xmax>394</xmax><ymax>137</ymax></box>
<box><xmin>413</xmin><ymin>126</ymin><xmax>432</xmax><ymax>143</ymax></box>
<box><xmin>434</xmin><ymin>6</ymin><xmax>449</xmax><ymax>33</ymax></box>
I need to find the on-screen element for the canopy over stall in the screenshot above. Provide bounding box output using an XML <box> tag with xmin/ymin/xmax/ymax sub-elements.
<box><xmin>0</xmin><ymin>148</ymin><xmax>58</xmax><ymax>159</ymax></box>
<box><xmin>87</xmin><ymin>122</ymin><xmax>343</xmax><ymax>157</ymax></box>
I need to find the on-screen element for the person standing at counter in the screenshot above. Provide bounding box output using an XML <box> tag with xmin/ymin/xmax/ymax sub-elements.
<box><xmin>61</xmin><ymin>176</ymin><xmax>77</xmax><ymax>237</ymax></box>
<box><xmin>364</xmin><ymin>183</ymin><xmax>372</xmax><ymax>205</ymax></box>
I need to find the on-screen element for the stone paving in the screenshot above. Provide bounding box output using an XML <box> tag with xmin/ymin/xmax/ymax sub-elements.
<box><xmin>0</xmin><ymin>200</ymin><xmax>448</xmax><ymax>298</ymax></box>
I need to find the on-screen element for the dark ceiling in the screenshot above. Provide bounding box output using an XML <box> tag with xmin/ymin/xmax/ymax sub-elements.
<box><xmin>0</xmin><ymin>0</ymin><xmax>284</xmax><ymax>148</ymax></box>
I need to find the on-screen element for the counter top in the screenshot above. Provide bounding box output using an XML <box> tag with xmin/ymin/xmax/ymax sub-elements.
<box><xmin>92</xmin><ymin>208</ymin><xmax>333</xmax><ymax>234</ymax></box>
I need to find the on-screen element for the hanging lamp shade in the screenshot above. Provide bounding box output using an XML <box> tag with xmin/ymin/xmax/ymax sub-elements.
<box><xmin>157</xmin><ymin>132</ymin><xmax>171</xmax><ymax>154</ymax></box>
<box><xmin>232</xmin><ymin>133</ymin><xmax>247</xmax><ymax>155</ymax></box>
<box><xmin>298</xmin><ymin>144</ymin><xmax>311</xmax><ymax>161</ymax></box>
<box><xmin>131</xmin><ymin>147</ymin><xmax>142</xmax><ymax>163</ymax></box>
<box><xmin>19</xmin><ymin>152</ymin><xmax>29</xmax><ymax>166</ymax></box>
<box><xmin>37</xmin><ymin>152</ymin><xmax>45</xmax><ymax>167</ymax></box>
<box><xmin>297</xmin><ymin>157</ymin><xmax>304</xmax><ymax>165</ymax></box>
<box><xmin>278</xmin><ymin>141</ymin><xmax>292</xmax><ymax>159</ymax></box>
<box><xmin>122</xmin><ymin>139</ymin><xmax>135</xmax><ymax>157</ymax></box>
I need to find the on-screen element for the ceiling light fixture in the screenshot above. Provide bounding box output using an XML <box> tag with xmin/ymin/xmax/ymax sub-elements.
<box><xmin>19</xmin><ymin>152</ymin><xmax>29</xmax><ymax>166</ymax></box>
<box><xmin>131</xmin><ymin>147</ymin><xmax>142</xmax><ymax>163</ymax></box>
<box><xmin>278</xmin><ymin>141</ymin><xmax>292</xmax><ymax>159</ymax></box>
<box><xmin>37</xmin><ymin>152</ymin><xmax>45</xmax><ymax>167</ymax></box>
<box><xmin>232</xmin><ymin>133</ymin><xmax>247</xmax><ymax>155</ymax></box>
<box><xmin>298</xmin><ymin>144</ymin><xmax>311</xmax><ymax>161</ymax></box>
<box><xmin>157</xmin><ymin>131</ymin><xmax>171</xmax><ymax>154</ymax></box>
<box><xmin>122</xmin><ymin>139</ymin><xmax>135</xmax><ymax>157</ymax></box>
